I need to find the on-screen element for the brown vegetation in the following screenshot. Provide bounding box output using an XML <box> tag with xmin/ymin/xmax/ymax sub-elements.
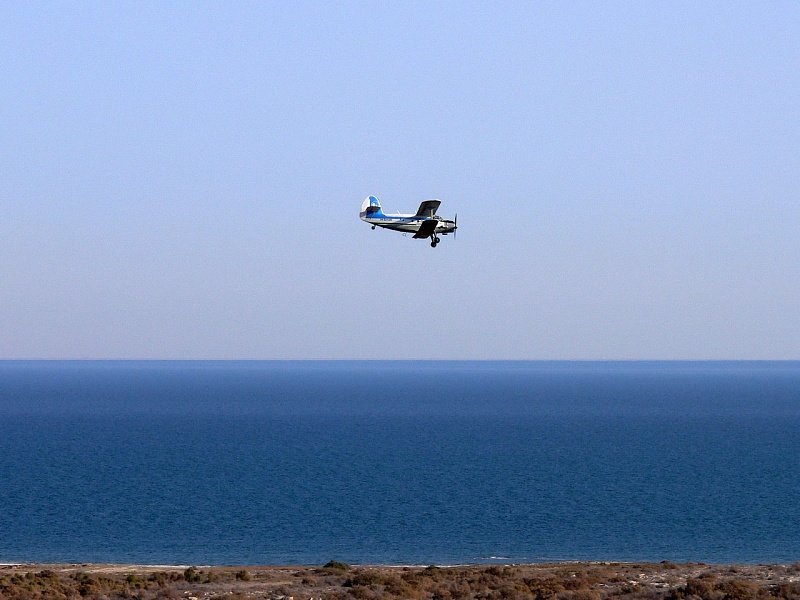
<box><xmin>1</xmin><ymin>561</ymin><xmax>799</xmax><ymax>600</ymax></box>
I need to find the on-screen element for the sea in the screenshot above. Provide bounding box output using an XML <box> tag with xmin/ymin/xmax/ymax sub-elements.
<box><xmin>1</xmin><ymin>361</ymin><xmax>799</xmax><ymax>566</ymax></box>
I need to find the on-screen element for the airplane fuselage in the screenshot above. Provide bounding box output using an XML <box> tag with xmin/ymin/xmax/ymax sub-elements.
<box><xmin>362</xmin><ymin>213</ymin><xmax>456</xmax><ymax>236</ymax></box>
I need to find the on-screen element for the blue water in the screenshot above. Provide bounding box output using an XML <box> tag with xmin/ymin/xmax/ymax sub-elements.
<box><xmin>0</xmin><ymin>361</ymin><xmax>799</xmax><ymax>565</ymax></box>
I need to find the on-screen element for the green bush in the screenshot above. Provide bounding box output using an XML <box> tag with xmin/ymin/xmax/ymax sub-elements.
<box><xmin>325</xmin><ymin>561</ymin><xmax>352</xmax><ymax>572</ymax></box>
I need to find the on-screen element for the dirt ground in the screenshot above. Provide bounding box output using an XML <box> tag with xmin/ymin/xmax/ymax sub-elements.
<box><xmin>2</xmin><ymin>560</ymin><xmax>800</xmax><ymax>600</ymax></box>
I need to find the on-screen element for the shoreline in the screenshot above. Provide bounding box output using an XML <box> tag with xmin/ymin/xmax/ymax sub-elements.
<box><xmin>2</xmin><ymin>561</ymin><xmax>799</xmax><ymax>600</ymax></box>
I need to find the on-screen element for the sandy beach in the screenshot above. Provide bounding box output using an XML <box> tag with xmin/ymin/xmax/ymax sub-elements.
<box><xmin>2</xmin><ymin>561</ymin><xmax>799</xmax><ymax>600</ymax></box>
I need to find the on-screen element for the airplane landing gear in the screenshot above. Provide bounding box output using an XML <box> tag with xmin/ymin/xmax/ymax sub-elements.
<box><xmin>430</xmin><ymin>234</ymin><xmax>440</xmax><ymax>248</ymax></box>
<box><xmin>371</xmin><ymin>225</ymin><xmax>376</xmax><ymax>230</ymax></box>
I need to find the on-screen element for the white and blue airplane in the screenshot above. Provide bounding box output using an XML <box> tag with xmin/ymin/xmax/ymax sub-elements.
<box><xmin>359</xmin><ymin>196</ymin><xmax>457</xmax><ymax>247</ymax></box>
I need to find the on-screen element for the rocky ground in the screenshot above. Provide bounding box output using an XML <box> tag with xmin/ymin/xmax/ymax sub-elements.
<box><xmin>2</xmin><ymin>560</ymin><xmax>800</xmax><ymax>600</ymax></box>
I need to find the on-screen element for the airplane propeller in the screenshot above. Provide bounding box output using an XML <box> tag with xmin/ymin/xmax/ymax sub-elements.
<box><xmin>454</xmin><ymin>213</ymin><xmax>457</xmax><ymax>240</ymax></box>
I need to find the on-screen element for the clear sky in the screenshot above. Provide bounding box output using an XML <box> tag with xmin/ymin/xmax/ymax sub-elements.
<box><xmin>1</xmin><ymin>2</ymin><xmax>798</xmax><ymax>359</ymax></box>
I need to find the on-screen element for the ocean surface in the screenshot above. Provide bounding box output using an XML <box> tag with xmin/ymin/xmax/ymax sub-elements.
<box><xmin>1</xmin><ymin>361</ymin><xmax>799</xmax><ymax>566</ymax></box>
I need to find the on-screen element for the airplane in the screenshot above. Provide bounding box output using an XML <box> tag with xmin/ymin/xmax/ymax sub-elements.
<box><xmin>359</xmin><ymin>196</ymin><xmax>457</xmax><ymax>247</ymax></box>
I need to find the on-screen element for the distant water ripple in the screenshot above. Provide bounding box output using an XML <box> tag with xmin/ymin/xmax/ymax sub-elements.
<box><xmin>0</xmin><ymin>361</ymin><xmax>799</xmax><ymax>565</ymax></box>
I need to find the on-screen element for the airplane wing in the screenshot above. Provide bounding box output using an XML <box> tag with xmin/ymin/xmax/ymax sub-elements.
<box><xmin>412</xmin><ymin>219</ymin><xmax>438</xmax><ymax>238</ymax></box>
<box><xmin>415</xmin><ymin>200</ymin><xmax>441</xmax><ymax>218</ymax></box>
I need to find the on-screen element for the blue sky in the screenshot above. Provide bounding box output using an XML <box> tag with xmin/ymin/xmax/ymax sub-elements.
<box><xmin>1</xmin><ymin>2</ymin><xmax>798</xmax><ymax>359</ymax></box>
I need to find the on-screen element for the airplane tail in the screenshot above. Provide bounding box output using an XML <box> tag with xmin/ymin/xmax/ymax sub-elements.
<box><xmin>359</xmin><ymin>195</ymin><xmax>383</xmax><ymax>220</ymax></box>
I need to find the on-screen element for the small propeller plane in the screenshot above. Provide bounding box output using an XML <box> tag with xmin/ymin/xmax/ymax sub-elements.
<box><xmin>359</xmin><ymin>196</ymin><xmax>457</xmax><ymax>247</ymax></box>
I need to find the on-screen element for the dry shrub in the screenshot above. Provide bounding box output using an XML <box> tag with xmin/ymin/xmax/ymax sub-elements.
<box><xmin>586</xmin><ymin>566</ymin><xmax>617</xmax><ymax>582</ymax></box>
<box><xmin>401</xmin><ymin>570</ymin><xmax>430</xmax><ymax>590</ymax></box>
<box><xmin>448</xmin><ymin>580</ymin><xmax>473</xmax><ymax>599</ymax></box>
<box><xmin>568</xmin><ymin>590</ymin><xmax>601</xmax><ymax>600</ymax></box>
<box><xmin>685</xmin><ymin>577</ymin><xmax>715</xmax><ymax>599</ymax></box>
<box><xmin>524</xmin><ymin>577</ymin><xmax>566</xmax><ymax>600</ymax></box>
<box><xmin>716</xmin><ymin>580</ymin><xmax>759</xmax><ymax>600</ymax></box>
<box><xmin>205</xmin><ymin>570</ymin><xmax>220</xmax><ymax>583</ymax></box>
<box><xmin>773</xmin><ymin>583</ymin><xmax>800</xmax><ymax>600</ymax></box>
<box><xmin>560</xmin><ymin>572</ymin><xmax>590</xmax><ymax>592</ymax></box>
<box><xmin>348</xmin><ymin>571</ymin><xmax>400</xmax><ymax>588</ymax></box>
<box><xmin>557</xmin><ymin>589</ymin><xmax>600</xmax><ymax>600</ymax></box>
<box><xmin>349</xmin><ymin>585</ymin><xmax>376</xmax><ymax>600</ymax></box>
<box><xmin>385</xmin><ymin>581</ymin><xmax>425</xmax><ymax>600</ymax></box>
<box><xmin>431</xmin><ymin>584</ymin><xmax>454</xmax><ymax>600</ymax></box>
